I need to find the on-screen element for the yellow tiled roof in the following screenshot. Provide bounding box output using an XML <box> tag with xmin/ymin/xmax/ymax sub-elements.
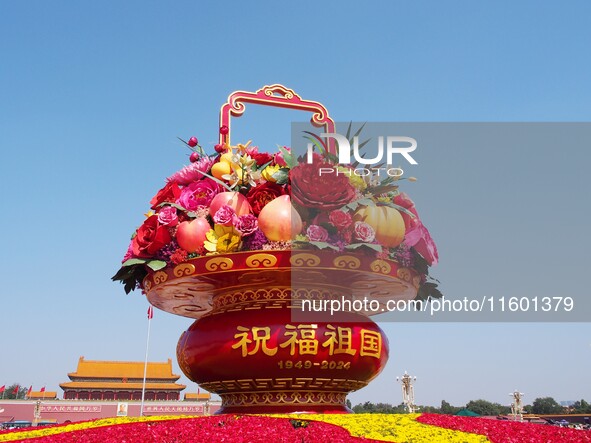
<box><xmin>67</xmin><ymin>356</ymin><xmax>180</xmax><ymax>380</ymax></box>
<box><xmin>28</xmin><ymin>391</ymin><xmax>57</xmax><ymax>399</ymax></box>
<box><xmin>184</xmin><ymin>393</ymin><xmax>211</xmax><ymax>400</ymax></box>
<box><xmin>59</xmin><ymin>381</ymin><xmax>186</xmax><ymax>391</ymax></box>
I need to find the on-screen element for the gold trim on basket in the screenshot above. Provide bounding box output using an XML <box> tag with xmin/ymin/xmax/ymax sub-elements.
<box><xmin>173</xmin><ymin>263</ymin><xmax>196</xmax><ymax>277</ymax></box>
<box><xmin>245</xmin><ymin>253</ymin><xmax>278</xmax><ymax>268</ymax></box>
<box><xmin>333</xmin><ymin>255</ymin><xmax>361</xmax><ymax>269</ymax></box>
<box><xmin>205</xmin><ymin>257</ymin><xmax>234</xmax><ymax>271</ymax></box>
<box><xmin>290</xmin><ymin>253</ymin><xmax>321</xmax><ymax>267</ymax></box>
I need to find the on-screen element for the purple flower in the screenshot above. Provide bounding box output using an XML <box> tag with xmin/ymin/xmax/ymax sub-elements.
<box><xmin>242</xmin><ymin>229</ymin><xmax>269</xmax><ymax>250</ymax></box>
<box><xmin>234</xmin><ymin>214</ymin><xmax>258</xmax><ymax>236</ymax></box>
<box><xmin>354</xmin><ymin>221</ymin><xmax>375</xmax><ymax>242</ymax></box>
<box><xmin>213</xmin><ymin>205</ymin><xmax>236</xmax><ymax>226</ymax></box>
<box><xmin>306</xmin><ymin>224</ymin><xmax>329</xmax><ymax>242</ymax></box>
<box><xmin>176</xmin><ymin>178</ymin><xmax>221</xmax><ymax>211</ymax></box>
<box><xmin>167</xmin><ymin>156</ymin><xmax>215</xmax><ymax>185</ymax></box>
<box><xmin>157</xmin><ymin>206</ymin><xmax>178</xmax><ymax>226</ymax></box>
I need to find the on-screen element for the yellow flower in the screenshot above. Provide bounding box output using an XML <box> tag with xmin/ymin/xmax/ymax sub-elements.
<box><xmin>204</xmin><ymin>225</ymin><xmax>241</xmax><ymax>253</ymax></box>
<box><xmin>337</xmin><ymin>166</ymin><xmax>367</xmax><ymax>191</ymax></box>
<box><xmin>261</xmin><ymin>164</ymin><xmax>281</xmax><ymax>182</ymax></box>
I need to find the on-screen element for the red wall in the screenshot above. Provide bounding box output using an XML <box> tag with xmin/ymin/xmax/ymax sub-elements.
<box><xmin>0</xmin><ymin>400</ymin><xmax>220</xmax><ymax>424</ymax></box>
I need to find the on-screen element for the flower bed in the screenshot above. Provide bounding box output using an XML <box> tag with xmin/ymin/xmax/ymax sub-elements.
<box><xmin>0</xmin><ymin>416</ymin><xmax>379</xmax><ymax>442</ymax></box>
<box><xmin>2</xmin><ymin>414</ymin><xmax>590</xmax><ymax>443</ymax></box>
<box><xmin>417</xmin><ymin>413</ymin><xmax>591</xmax><ymax>443</ymax></box>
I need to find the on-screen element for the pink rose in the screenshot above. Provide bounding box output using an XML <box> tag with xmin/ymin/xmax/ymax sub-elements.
<box><xmin>329</xmin><ymin>210</ymin><xmax>353</xmax><ymax>230</ymax></box>
<box><xmin>122</xmin><ymin>242</ymin><xmax>133</xmax><ymax>263</ymax></box>
<box><xmin>405</xmin><ymin>222</ymin><xmax>439</xmax><ymax>266</ymax></box>
<box><xmin>306</xmin><ymin>224</ymin><xmax>329</xmax><ymax>242</ymax></box>
<box><xmin>213</xmin><ymin>205</ymin><xmax>236</xmax><ymax>226</ymax></box>
<box><xmin>354</xmin><ymin>221</ymin><xmax>375</xmax><ymax>242</ymax></box>
<box><xmin>157</xmin><ymin>206</ymin><xmax>179</xmax><ymax>226</ymax></box>
<box><xmin>234</xmin><ymin>214</ymin><xmax>258</xmax><ymax>236</ymax></box>
<box><xmin>176</xmin><ymin>178</ymin><xmax>222</xmax><ymax>211</ymax></box>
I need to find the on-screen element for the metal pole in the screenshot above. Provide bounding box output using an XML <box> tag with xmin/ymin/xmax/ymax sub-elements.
<box><xmin>140</xmin><ymin>308</ymin><xmax>153</xmax><ymax>416</ymax></box>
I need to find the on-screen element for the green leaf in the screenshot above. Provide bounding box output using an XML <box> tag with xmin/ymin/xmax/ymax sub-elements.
<box><xmin>303</xmin><ymin>135</ymin><xmax>326</xmax><ymax>156</ymax></box>
<box><xmin>157</xmin><ymin>202</ymin><xmax>186</xmax><ymax>212</ymax></box>
<box><xmin>193</xmin><ymin>169</ymin><xmax>233</xmax><ymax>191</ymax></box>
<box><xmin>271</xmin><ymin>168</ymin><xmax>289</xmax><ymax>185</ymax></box>
<box><xmin>122</xmin><ymin>258</ymin><xmax>147</xmax><ymax>267</ymax></box>
<box><xmin>255</xmin><ymin>160</ymin><xmax>273</xmax><ymax>171</ymax></box>
<box><xmin>342</xmin><ymin>197</ymin><xmax>375</xmax><ymax>212</ymax></box>
<box><xmin>308</xmin><ymin>241</ymin><xmax>339</xmax><ymax>251</ymax></box>
<box><xmin>278</xmin><ymin>146</ymin><xmax>297</xmax><ymax>169</ymax></box>
<box><xmin>146</xmin><ymin>260</ymin><xmax>167</xmax><ymax>271</ymax></box>
<box><xmin>345</xmin><ymin>243</ymin><xmax>383</xmax><ymax>252</ymax></box>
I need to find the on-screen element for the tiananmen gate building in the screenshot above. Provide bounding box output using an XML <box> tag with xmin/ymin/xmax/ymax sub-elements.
<box><xmin>59</xmin><ymin>357</ymin><xmax>186</xmax><ymax>401</ymax></box>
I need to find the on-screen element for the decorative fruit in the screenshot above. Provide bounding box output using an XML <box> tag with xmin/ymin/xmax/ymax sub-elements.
<box><xmin>176</xmin><ymin>218</ymin><xmax>210</xmax><ymax>252</ymax></box>
<box><xmin>353</xmin><ymin>205</ymin><xmax>405</xmax><ymax>247</ymax></box>
<box><xmin>219</xmin><ymin>125</ymin><xmax>229</xmax><ymax>135</ymax></box>
<box><xmin>258</xmin><ymin>195</ymin><xmax>302</xmax><ymax>241</ymax></box>
<box><xmin>188</xmin><ymin>136</ymin><xmax>198</xmax><ymax>147</ymax></box>
<box><xmin>220</xmin><ymin>152</ymin><xmax>235</xmax><ymax>164</ymax></box>
<box><xmin>211</xmin><ymin>162</ymin><xmax>232</xmax><ymax>180</ymax></box>
<box><xmin>209</xmin><ymin>192</ymin><xmax>251</xmax><ymax>217</ymax></box>
<box><xmin>189</xmin><ymin>152</ymin><xmax>200</xmax><ymax>163</ymax></box>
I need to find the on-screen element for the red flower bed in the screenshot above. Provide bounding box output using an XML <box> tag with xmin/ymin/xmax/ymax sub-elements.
<box><xmin>16</xmin><ymin>416</ymin><xmax>382</xmax><ymax>443</ymax></box>
<box><xmin>417</xmin><ymin>413</ymin><xmax>591</xmax><ymax>443</ymax></box>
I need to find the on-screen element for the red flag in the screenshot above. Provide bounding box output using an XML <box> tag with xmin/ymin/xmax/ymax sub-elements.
<box><xmin>40</xmin><ymin>386</ymin><xmax>46</xmax><ymax>393</ymax></box>
<box><xmin>147</xmin><ymin>305</ymin><xmax>154</xmax><ymax>319</ymax></box>
<box><xmin>26</xmin><ymin>386</ymin><xmax>32</xmax><ymax>397</ymax></box>
<box><xmin>12</xmin><ymin>385</ymin><xmax>19</xmax><ymax>395</ymax></box>
<box><xmin>0</xmin><ymin>385</ymin><xmax>5</xmax><ymax>394</ymax></box>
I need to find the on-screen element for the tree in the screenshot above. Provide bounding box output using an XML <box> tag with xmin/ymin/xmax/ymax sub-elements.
<box><xmin>440</xmin><ymin>400</ymin><xmax>460</xmax><ymax>415</ymax></box>
<box><xmin>571</xmin><ymin>399</ymin><xmax>591</xmax><ymax>414</ymax></box>
<box><xmin>351</xmin><ymin>401</ymin><xmax>407</xmax><ymax>414</ymax></box>
<box><xmin>2</xmin><ymin>383</ymin><xmax>28</xmax><ymax>400</ymax></box>
<box><xmin>346</xmin><ymin>399</ymin><xmax>352</xmax><ymax>409</ymax></box>
<box><xmin>465</xmin><ymin>399</ymin><xmax>509</xmax><ymax>416</ymax></box>
<box><xmin>531</xmin><ymin>397</ymin><xmax>564</xmax><ymax>414</ymax></box>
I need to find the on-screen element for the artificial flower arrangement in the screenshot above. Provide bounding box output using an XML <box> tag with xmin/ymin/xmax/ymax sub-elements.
<box><xmin>113</xmin><ymin>127</ymin><xmax>441</xmax><ymax>300</ymax></box>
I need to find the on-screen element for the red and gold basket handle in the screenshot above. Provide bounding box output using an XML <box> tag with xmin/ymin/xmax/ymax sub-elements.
<box><xmin>219</xmin><ymin>84</ymin><xmax>336</xmax><ymax>152</ymax></box>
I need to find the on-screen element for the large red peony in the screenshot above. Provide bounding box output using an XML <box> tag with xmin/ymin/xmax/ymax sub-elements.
<box><xmin>290</xmin><ymin>157</ymin><xmax>356</xmax><ymax>210</ymax></box>
<box><xmin>131</xmin><ymin>215</ymin><xmax>172</xmax><ymax>258</ymax></box>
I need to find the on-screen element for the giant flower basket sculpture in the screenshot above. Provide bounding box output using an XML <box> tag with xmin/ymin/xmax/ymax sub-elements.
<box><xmin>113</xmin><ymin>85</ymin><xmax>440</xmax><ymax>414</ymax></box>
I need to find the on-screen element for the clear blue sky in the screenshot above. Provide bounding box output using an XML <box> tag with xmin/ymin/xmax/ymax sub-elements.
<box><xmin>1</xmin><ymin>0</ymin><xmax>590</xmax><ymax>408</ymax></box>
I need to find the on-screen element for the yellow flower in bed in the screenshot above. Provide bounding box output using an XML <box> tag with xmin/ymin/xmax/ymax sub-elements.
<box><xmin>269</xmin><ymin>413</ymin><xmax>490</xmax><ymax>443</ymax></box>
<box><xmin>204</xmin><ymin>225</ymin><xmax>242</xmax><ymax>253</ymax></box>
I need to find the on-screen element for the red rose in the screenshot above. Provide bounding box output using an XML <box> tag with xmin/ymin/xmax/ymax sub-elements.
<box><xmin>246</xmin><ymin>182</ymin><xmax>286</xmax><ymax>215</ymax></box>
<box><xmin>246</xmin><ymin>146</ymin><xmax>273</xmax><ymax>166</ymax></box>
<box><xmin>150</xmin><ymin>182</ymin><xmax>181</xmax><ymax>210</ymax></box>
<box><xmin>329</xmin><ymin>210</ymin><xmax>353</xmax><ymax>230</ymax></box>
<box><xmin>290</xmin><ymin>157</ymin><xmax>356</xmax><ymax>210</ymax></box>
<box><xmin>393</xmin><ymin>192</ymin><xmax>419</xmax><ymax>230</ymax></box>
<box><xmin>131</xmin><ymin>215</ymin><xmax>172</xmax><ymax>258</ymax></box>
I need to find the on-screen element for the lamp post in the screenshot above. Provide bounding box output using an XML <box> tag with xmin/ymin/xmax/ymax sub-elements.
<box><xmin>509</xmin><ymin>390</ymin><xmax>524</xmax><ymax>421</ymax></box>
<box><xmin>396</xmin><ymin>371</ymin><xmax>417</xmax><ymax>413</ymax></box>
